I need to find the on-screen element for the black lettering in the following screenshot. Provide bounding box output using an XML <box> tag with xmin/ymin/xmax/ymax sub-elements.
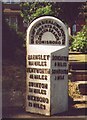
<box><xmin>28</xmin><ymin>95</ymin><xmax>49</xmax><ymax>104</ymax></box>
<box><xmin>29</xmin><ymin>74</ymin><xmax>47</xmax><ymax>80</ymax></box>
<box><xmin>29</xmin><ymin>102</ymin><xmax>33</xmax><ymax>107</ymax></box>
<box><xmin>30</xmin><ymin>19</ymin><xmax>66</xmax><ymax>45</ymax></box>
<box><xmin>54</xmin><ymin>62</ymin><xmax>67</xmax><ymax>67</ymax></box>
<box><xmin>27</xmin><ymin>68</ymin><xmax>50</xmax><ymax>74</ymax></box>
<box><xmin>33</xmin><ymin>103</ymin><xmax>46</xmax><ymax>110</ymax></box>
<box><xmin>52</xmin><ymin>69</ymin><xmax>68</xmax><ymax>74</ymax></box>
<box><xmin>34</xmin><ymin>89</ymin><xmax>46</xmax><ymax>95</ymax></box>
<box><xmin>29</xmin><ymin>82</ymin><xmax>48</xmax><ymax>89</ymax></box>
<box><xmin>29</xmin><ymin>88</ymin><xmax>33</xmax><ymax>93</ymax></box>
<box><xmin>55</xmin><ymin>75</ymin><xmax>64</xmax><ymax>80</ymax></box>
<box><xmin>28</xmin><ymin>61</ymin><xmax>47</xmax><ymax>66</ymax></box>
<box><xmin>28</xmin><ymin>55</ymin><xmax>50</xmax><ymax>60</ymax></box>
<box><xmin>52</xmin><ymin>55</ymin><xmax>68</xmax><ymax>61</ymax></box>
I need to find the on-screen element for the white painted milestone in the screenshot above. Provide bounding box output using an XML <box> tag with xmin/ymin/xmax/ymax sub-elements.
<box><xmin>26</xmin><ymin>16</ymin><xmax>69</xmax><ymax>116</ymax></box>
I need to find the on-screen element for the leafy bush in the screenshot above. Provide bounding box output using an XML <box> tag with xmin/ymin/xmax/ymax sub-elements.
<box><xmin>32</xmin><ymin>5</ymin><xmax>52</xmax><ymax>18</ymax></box>
<box><xmin>20</xmin><ymin>2</ymin><xmax>61</xmax><ymax>25</ymax></box>
<box><xmin>70</xmin><ymin>24</ymin><xmax>87</xmax><ymax>52</ymax></box>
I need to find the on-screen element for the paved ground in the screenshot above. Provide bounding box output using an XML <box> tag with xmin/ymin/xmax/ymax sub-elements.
<box><xmin>2</xmin><ymin>91</ymin><xmax>87</xmax><ymax>119</ymax></box>
<box><xmin>2</xmin><ymin>106</ymin><xmax>86</xmax><ymax>119</ymax></box>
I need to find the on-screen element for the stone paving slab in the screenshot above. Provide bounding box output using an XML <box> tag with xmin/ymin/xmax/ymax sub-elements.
<box><xmin>1</xmin><ymin>117</ymin><xmax>87</xmax><ymax>120</ymax></box>
<box><xmin>2</xmin><ymin>106</ymin><xmax>86</xmax><ymax>119</ymax></box>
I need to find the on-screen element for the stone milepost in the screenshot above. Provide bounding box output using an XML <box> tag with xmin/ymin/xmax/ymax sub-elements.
<box><xmin>26</xmin><ymin>16</ymin><xmax>69</xmax><ymax>116</ymax></box>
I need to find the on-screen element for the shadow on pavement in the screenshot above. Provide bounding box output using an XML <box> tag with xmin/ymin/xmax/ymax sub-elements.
<box><xmin>2</xmin><ymin>106</ymin><xmax>86</xmax><ymax>119</ymax></box>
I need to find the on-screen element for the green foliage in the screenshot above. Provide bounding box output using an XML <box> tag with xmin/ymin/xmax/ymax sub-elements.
<box><xmin>20</xmin><ymin>2</ymin><xmax>61</xmax><ymax>25</ymax></box>
<box><xmin>70</xmin><ymin>24</ymin><xmax>87</xmax><ymax>52</ymax></box>
<box><xmin>32</xmin><ymin>5</ymin><xmax>52</xmax><ymax>18</ymax></box>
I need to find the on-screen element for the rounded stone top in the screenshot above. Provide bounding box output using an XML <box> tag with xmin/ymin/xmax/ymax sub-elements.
<box><xmin>27</xmin><ymin>16</ymin><xmax>68</xmax><ymax>47</ymax></box>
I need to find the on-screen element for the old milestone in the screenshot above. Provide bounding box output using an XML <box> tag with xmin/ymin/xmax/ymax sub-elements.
<box><xmin>26</xmin><ymin>16</ymin><xmax>69</xmax><ymax>116</ymax></box>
